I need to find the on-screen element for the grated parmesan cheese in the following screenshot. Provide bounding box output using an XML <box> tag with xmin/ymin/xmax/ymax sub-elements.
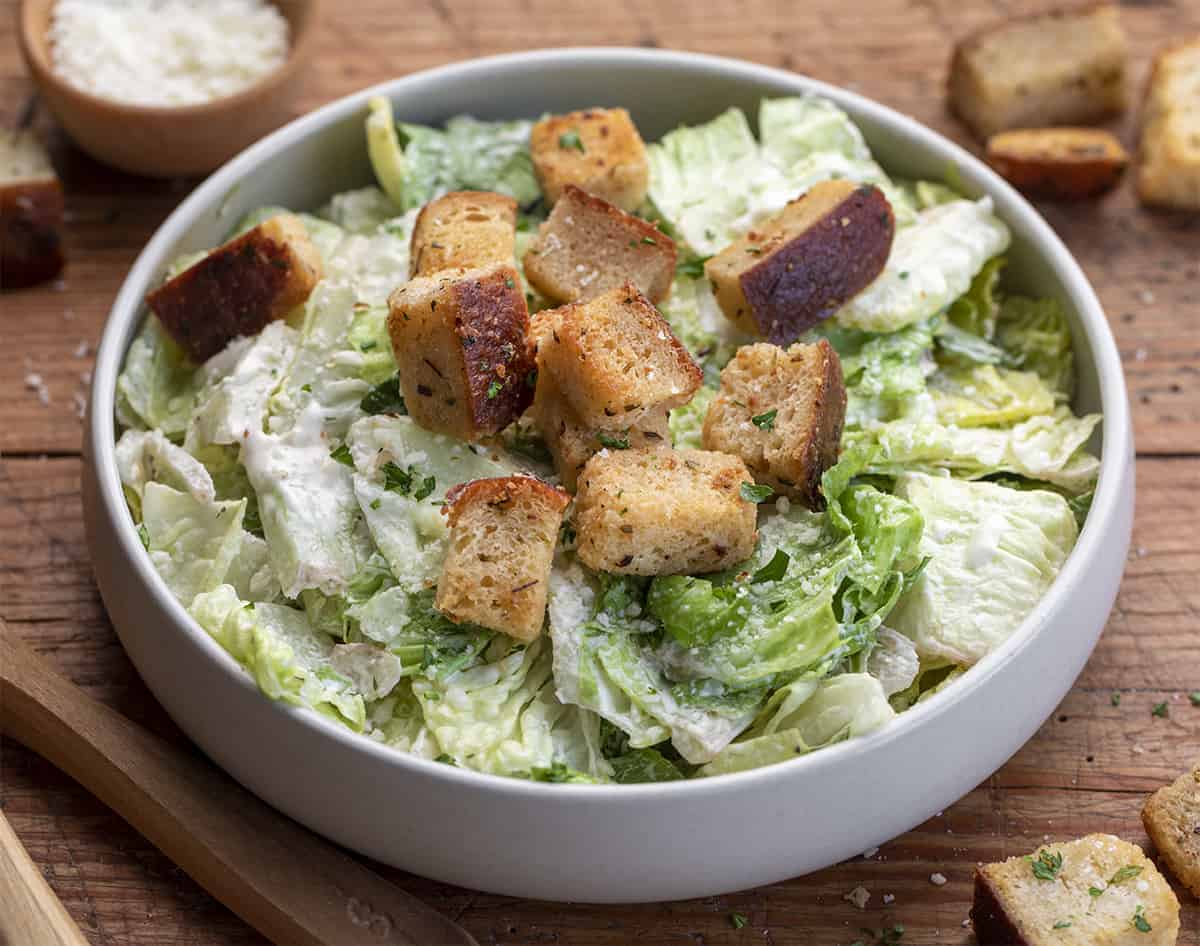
<box><xmin>48</xmin><ymin>0</ymin><xmax>290</xmax><ymax>108</ymax></box>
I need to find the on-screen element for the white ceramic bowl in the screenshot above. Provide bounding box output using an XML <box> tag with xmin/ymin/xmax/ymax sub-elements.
<box><xmin>84</xmin><ymin>48</ymin><xmax>1133</xmax><ymax>903</ymax></box>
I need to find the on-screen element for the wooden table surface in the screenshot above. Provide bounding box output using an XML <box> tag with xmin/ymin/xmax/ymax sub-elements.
<box><xmin>2</xmin><ymin>1</ymin><xmax>1198</xmax><ymax>943</ymax></box>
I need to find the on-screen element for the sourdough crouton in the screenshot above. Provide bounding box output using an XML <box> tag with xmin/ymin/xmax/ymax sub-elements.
<box><xmin>971</xmin><ymin>834</ymin><xmax>1180</xmax><ymax>945</ymax></box>
<box><xmin>531</xmin><ymin>367</ymin><xmax>670</xmax><ymax>491</ymax></box>
<box><xmin>529</xmin><ymin>108</ymin><xmax>649</xmax><ymax>211</ymax></box>
<box><xmin>703</xmin><ymin>340</ymin><xmax>846</xmax><ymax>509</ymax></box>
<box><xmin>387</xmin><ymin>264</ymin><xmax>535</xmax><ymax>441</ymax></box>
<box><xmin>535</xmin><ymin>284</ymin><xmax>702</xmax><ymax>429</ymax></box>
<box><xmin>948</xmin><ymin>4</ymin><xmax>1128</xmax><ymax>139</ymax></box>
<box><xmin>704</xmin><ymin>181</ymin><xmax>894</xmax><ymax>346</ymax></box>
<box><xmin>1</xmin><ymin>131</ymin><xmax>64</xmax><ymax>291</ymax></box>
<box><xmin>574</xmin><ymin>448</ymin><xmax>757</xmax><ymax>576</ymax></box>
<box><xmin>523</xmin><ymin>185</ymin><xmax>676</xmax><ymax>304</ymax></box>
<box><xmin>987</xmin><ymin>128</ymin><xmax>1129</xmax><ymax>199</ymax></box>
<box><xmin>145</xmin><ymin>213</ymin><xmax>322</xmax><ymax>363</ymax></box>
<box><xmin>436</xmin><ymin>476</ymin><xmax>570</xmax><ymax>641</ymax></box>
<box><xmin>1138</xmin><ymin>38</ymin><xmax>1200</xmax><ymax>210</ymax></box>
<box><xmin>410</xmin><ymin>190</ymin><xmax>517</xmax><ymax>277</ymax></box>
<box><xmin>1142</xmin><ymin>759</ymin><xmax>1200</xmax><ymax>899</ymax></box>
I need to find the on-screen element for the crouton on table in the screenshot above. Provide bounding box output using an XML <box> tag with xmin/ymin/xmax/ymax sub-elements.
<box><xmin>574</xmin><ymin>448</ymin><xmax>758</xmax><ymax>576</ymax></box>
<box><xmin>704</xmin><ymin>181</ymin><xmax>894</xmax><ymax>346</ymax></box>
<box><xmin>388</xmin><ymin>263</ymin><xmax>535</xmax><ymax>442</ymax></box>
<box><xmin>948</xmin><ymin>4</ymin><xmax>1128</xmax><ymax>139</ymax></box>
<box><xmin>530</xmin><ymin>108</ymin><xmax>649</xmax><ymax>212</ymax></box>
<box><xmin>523</xmin><ymin>184</ymin><xmax>676</xmax><ymax>304</ymax></box>
<box><xmin>1142</xmin><ymin>758</ymin><xmax>1200</xmax><ymax>899</ymax></box>
<box><xmin>971</xmin><ymin>833</ymin><xmax>1180</xmax><ymax>945</ymax></box>
<box><xmin>1</xmin><ymin>131</ymin><xmax>65</xmax><ymax>291</ymax></box>
<box><xmin>534</xmin><ymin>283</ymin><xmax>701</xmax><ymax>430</ymax></box>
<box><xmin>1138</xmin><ymin>38</ymin><xmax>1200</xmax><ymax>211</ymax></box>
<box><xmin>703</xmin><ymin>339</ymin><xmax>846</xmax><ymax>509</ymax></box>
<box><xmin>986</xmin><ymin>128</ymin><xmax>1129</xmax><ymax>199</ymax></box>
<box><xmin>436</xmin><ymin>475</ymin><xmax>570</xmax><ymax>641</ymax></box>
<box><xmin>410</xmin><ymin>190</ymin><xmax>518</xmax><ymax>277</ymax></box>
<box><xmin>145</xmin><ymin>213</ymin><xmax>322</xmax><ymax>363</ymax></box>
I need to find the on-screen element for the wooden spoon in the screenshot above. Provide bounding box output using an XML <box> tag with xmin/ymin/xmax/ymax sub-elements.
<box><xmin>0</xmin><ymin>809</ymin><xmax>90</xmax><ymax>946</ymax></box>
<box><xmin>0</xmin><ymin>623</ymin><xmax>479</xmax><ymax>946</ymax></box>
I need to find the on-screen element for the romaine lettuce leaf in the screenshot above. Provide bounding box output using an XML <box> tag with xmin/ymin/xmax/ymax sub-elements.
<box><xmin>947</xmin><ymin>256</ymin><xmax>1005</xmax><ymax>339</ymax></box>
<box><xmin>140</xmin><ymin>483</ymin><xmax>246</xmax><ymax>606</ymax></box>
<box><xmin>116</xmin><ymin>428</ymin><xmax>215</xmax><ymax>517</ymax></box>
<box><xmin>115</xmin><ymin>317</ymin><xmax>201</xmax><ymax>439</ymax></box>
<box><xmin>657</xmin><ymin>273</ymin><xmax>751</xmax><ymax>383</ymax></box>
<box><xmin>668</xmin><ymin>384</ymin><xmax>717</xmax><ymax>450</ymax></box>
<box><xmin>319</xmin><ymin>186</ymin><xmax>400</xmax><ymax>234</ymax></box>
<box><xmin>929</xmin><ymin>364</ymin><xmax>1057</xmax><ymax>427</ymax></box>
<box><xmin>866</xmin><ymin>626</ymin><xmax>920</xmax><ymax>696</ymax></box>
<box><xmin>995</xmin><ymin>295</ymin><xmax>1076</xmax><ymax>397</ymax></box>
<box><xmin>887</xmin><ymin>472</ymin><xmax>1078</xmax><ymax>665</ymax></box>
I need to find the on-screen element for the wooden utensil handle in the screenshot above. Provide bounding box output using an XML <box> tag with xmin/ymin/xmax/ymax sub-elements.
<box><xmin>0</xmin><ymin>627</ymin><xmax>477</xmax><ymax>946</ymax></box>
<box><xmin>0</xmin><ymin>810</ymin><xmax>90</xmax><ymax>946</ymax></box>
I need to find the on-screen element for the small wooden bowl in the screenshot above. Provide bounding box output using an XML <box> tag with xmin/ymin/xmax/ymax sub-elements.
<box><xmin>17</xmin><ymin>0</ymin><xmax>321</xmax><ymax>178</ymax></box>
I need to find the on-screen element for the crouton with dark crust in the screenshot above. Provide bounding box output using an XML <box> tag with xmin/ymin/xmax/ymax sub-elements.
<box><xmin>574</xmin><ymin>448</ymin><xmax>758</xmax><ymax>576</ymax></box>
<box><xmin>986</xmin><ymin>128</ymin><xmax>1128</xmax><ymax>199</ymax></box>
<box><xmin>145</xmin><ymin>213</ymin><xmax>322</xmax><ymax>363</ymax></box>
<box><xmin>704</xmin><ymin>181</ymin><xmax>894</xmax><ymax>346</ymax></box>
<box><xmin>1</xmin><ymin>131</ymin><xmax>64</xmax><ymax>291</ymax></box>
<box><xmin>436</xmin><ymin>475</ymin><xmax>570</xmax><ymax>641</ymax></box>
<box><xmin>703</xmin><ymin>340</ymin><xmax>846</xmax><ymax>509</ymax></box>
<box><xmin>410</xmin><ymin>190</ymin><xmax>517</xmax><ymax>277</ymax></box>
<box><xmin>387</xmin><ymin>264</ymin><xmax>535</xmax><ymax>442</ymax></box>
<box><xmin>535</xmin><ymin>283</ymin><xmax>702</xmax><ymax>429</ymax></box>
<box><xmin>523</xmin><ymin>185</ymin><xmax>676</xmax><ymax>304</ymax></box>
<box><xmin>530</xmin><ymin>108</ymin><xmax>649</xmax><ymax>211</ymax></box>
<box><xmin>1142</xmin><ymin>758</ymin><xmax>1200</xmax><ymax>899</ymax></box>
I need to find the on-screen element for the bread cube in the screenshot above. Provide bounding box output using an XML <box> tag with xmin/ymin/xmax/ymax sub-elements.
<box><xmin>529</xmin><ymin>108</ymin><xmax>649</xmax><ymax>211</ymax></box>
<box><xmin>535</xmin><ymin>284</ymin><xmax>702</xmax><ymax>429</ymax></box>
<box><xmin>410</xmin><ymin>190</ymin><xmax>517</xmax><ymax>277</ymax></box>
<box><xmin>523</xmin><ymin>185</ymin><xmax>676</xmax><ymax>304</ymax></box>
<box><xmin>436</xmin><ymin>476</ymin><xmax>570</xmax><ymax>641</ymax></box>
<box><xmin>986</xmin><ymin>128</ymin><xmax>1128</xmax><ymax>200</ymax></box>
<box><xmin>1</xmin><ymin>131</ymin><xmax>64</xmax><ymax>290</ymax></box>
<box><xmin>574</xmin><ymin>448</ymin><xmax>757</xmax><ymax>576</ymax></box>
<box><xmin>1142</xmin><ymin>759</ymin><xmax>1200</xmax><ymax>898</ymax></box>
<box><xmin>703</xmin><ymin>340</ymin><xmax>846</xmax><ymax>509</ymax></box>
<box><xmin>971</xmin><ymin>834</ymin><xmax>1179</xmax><ymax>945</ymax></box>
<box><xmin>387</xmin><ymin>264</ymin><xmax>535</xmax><ymax>441</ymax></box>
<box><xmin>948</xmin><ymin>5</ymin><xmax>1128</xmax><ymax>140</ymax></box>
<box><xmin>1138</xmin><ymin>39</ymin><xmax>1200</xmax><ymax>210</ymax></box>
<box><xmin>704</xmin><ymin>181</ymin><xmax>894</xmax><ymax>346</ymax></box>
<box><xmin>146</xmin><ymin>213</ymin><xmax>322</xmax><ymax>363</ymax></box>
<box><xmin>531</xmin><ymin>367</ymin><xmax>671</xmax><ymax>491</ymax></box>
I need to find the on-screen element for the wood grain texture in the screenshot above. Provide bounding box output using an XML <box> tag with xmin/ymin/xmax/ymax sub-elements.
<box><xmin>0</xmin><ymin>809</ymin><xmax>89</xmax><ymax>946</ymax></box>
<box><xmin>1</xmin><ymin>0</ymin><xmax>1198</xmax><ymax>943</ymax></box>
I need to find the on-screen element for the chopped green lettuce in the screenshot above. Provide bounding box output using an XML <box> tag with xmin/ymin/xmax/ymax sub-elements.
<box><xmin>140</xmin><ymin>483</ymin><xmax>246</xmax><ymax>605</ymax></box>
<box><xmin>866</xmin><ymin>626</ymin><xmax>920</xmax><ymax>696</ymax></box>
<box><xmin>116</xmin><ymin>428</ymin><xmax>215</xmax><ymax>517</ymax></box>
<box><xmin>319</xmin><ymin>186</ymin><xmax>400</xmax><ymax>234</ymax></box>
<box><xmin>995</xmin><ymin>295</ymin><xmax>1076</xmax><ymax>397</ymax></box>
<box><xmin>947</xmin><ymin>256</ymin><xmax>1005</xmax><ymax>339</ymax></box>
<box><xmin>669</xmin><ymin>384</ymin><xmax>718</xmax><ymax>450</ymax></box>
<box><xmin>929</xmin><ymin>364</ymin><xmax>1057</xmax><ymax>427</ymax></box>
<box><xmin>657</xmin><ymin>273</ymin><xmax>751</xmax><ymax>384</ymax></box>
<box><xmin>115</xmin><ymin>317</ymin><xmax>201</xmax><ymax>439</ymax></box>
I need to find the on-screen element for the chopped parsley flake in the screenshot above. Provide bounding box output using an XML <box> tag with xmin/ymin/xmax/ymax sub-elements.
<box><xmin>730</xmin><ymin>912</ymin><xmax>748</xmax><ymax>929</ymax></box>
<box><xmin>751</xmin><ymin>408</ymin><xmax>778</xmax><ymax>430</ymax></box>
<box><xmin>1089</xmin><ymin>885</ymin><xmax>1105</xmax><ymax>898</ymax></box>
<box><xmin>381</xmin><ymin>462</ymin><xmax>435</xmax><ymax>500</ymax></box>
<box><xmin>486</xmin><ymin>379</ymin><xmax>504</xmax><ymax>400</ymax></box>
<box><xmin>1151</xmin><ymin>701</ymin><xmax>1168</xmax><ymax>718</ymax></box>
<box><xmin>329</xmin><ymin>443</ymin><xmax>354</xmax><ymax>467</ymax></box>
<box><xmin>641</xmin><ymin>236</ymin><xmax>657</xmax><ymax>245</ymax></box>
<box><xmin>1111</xmin><ymin>692</ymin><xmax>1121</xmax><ymax>706</ymax></box>
<box><xmin>1030</xmin><ymin>849</ymin><xmax>1064</xmax><ymax>882</ymax></box>
<box><xmin>597</xmin><ymin>432</ymin><xmax>630</xmax><ymax>450</ymax></box>
<box><xmin>137</xmin><ymin>523</ymin><xmax>150</xmax><ymax>549</ymax></box>
<box><xmin>505</xmin><ymin>277</ymin><xmax>515</xmax><ymax>289</ymax></box>
<box><xmin>360</xmin><ymin>374</ymin><xmax>407</xmax><ymax>415</ymax></box>
<box><xmin>676</xmin><ymin>254</ymin><xmax>712</xmax><ymax>279</ymax></box>
<box><xmin>740</xmin><ymin>482</ymin><xmax>775</xmax><ymax>503</ymax></box>
<box><xmin>558</xmin><ymin>130</ymin><xmax>585</xmax><ymax>152</ymax></box>
<box><xmin>751</xmin><ymin>549</ymin><xmax>790</xmax><ymax>584</ymax></box>
<box><xmin>1053</xmin><ymin>920</ymin><xmax>1072</xmax><ymax>929</ymax></box>
<box><xmin>1190</xmin><ymin>691</ymin><xmax>1200</xmax><ymax>706</ymax></box>
<box><xmin>434</xmin><ymin>753</ymin><xmax>456</xmax><ymax>765</ymax></box>
<box><xmin>1131</xmin><ymin>905</ymin><xmax>1151</xmax><ymax>933</ymax></box>
<box><xmin>1109</xmin><ymin>865</ymin><xmax>1143</xmax><ymax>885</ymax></box>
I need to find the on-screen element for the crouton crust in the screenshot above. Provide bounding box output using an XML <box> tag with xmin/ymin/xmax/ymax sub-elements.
<box><xmin>986</xmin><ymin>128</ymin><xmax>1129</xmax><ymax>199</ymax></box>
<box><xmin>145</xmin><ymin>213</ymin><xmax>322</xmax><ymax>363</ymax></box>
<box><xmin>703</xmin><ymin>340</ymin><xmax>846</xmax><ymax>508</ymax></box>
<box><xmin>1</xmin><ymin>177</ymin><xmax>64</xmax><ymax>291</ymax></box>
<box><xmin>437</xmin><ymin>475</ymin><xmax>570</xmax><ymax>640</ymax></box>
<box><xmin>704</xmin><ymin>181</ymin><xmax>894</xmax><ymax>345</ymax></box>
<box><xmin>574</xmin><ymin>448</ymin><xmax>757</xmax><ymax>576</ymax></box>
<box><xmin>523</xmin><ymin>185</ymin><xmax>676</xmax><ymax>304</ymax></box>
<box><xmin>1142</xmin><ymin>759</ymin><xmax>1200</xmax><ymax>898</ymax></box>
<box><xmin>410</xmin><ymin>190</ymin><xmax>517</xmax><ymax>277</ymax></box>
<box><xmin>1137</xmin><ymin>38</ymin><xmax>1200</xmax><ymax>210</ymax></box>
<box><xmin>529</xmin><ymin>108</ymin><xmax>650</xmax><ymax>211</ymax></box>
<box><xmin>387</xmin><ymin>264</ymin><xmax>535</xmax><ymax>441</ymax></box>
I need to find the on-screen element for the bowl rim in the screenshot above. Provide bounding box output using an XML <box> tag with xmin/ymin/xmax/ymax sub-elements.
<box><xmin>89</xmin><ymin>46</ymin><xmax>1131</xmax><ymax>802</ymax></box>
<box><xmin>17</xmin><ymin>0</ymin><xmax>322</xmax><ymax>118</ymax></box>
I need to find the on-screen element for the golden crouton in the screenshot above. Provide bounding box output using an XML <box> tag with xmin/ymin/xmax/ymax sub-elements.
<box><xmin>535</xmin><ymin>284</ymin><xmax>702</xmax><ymax>429</ymax></box>
<box><xmin>410</xmin><ymin>190</ymin><xmax>517</xmax><ymax>277</ymax></box>
<box><xmin>529</xmin><ymin>108</ymin><xmax>649</xmax><ymax>211</ymax></box>
<box><xmin>436</xmin><ymin>476</ymin><xmax>570</xmax><ymax>641</ymax></box>
<box><xmin>1142</xmin><ymin>758</ymin><xmax>1200</xmax><ymax>899</ymax></box>
<box><xmin>703</xmin><ymin>339</ymin><xmax>846</xmax><ymax>509</ymax></box>
<box><xmin>523</xmin><ymin>185</ymin><xmax>676</xmax><ymax>304</ymax></box>
<box><xmin>531</xmin><ymin>367</ymin><xmax>671</xmax><ymax>491</ymax></box>
<box><xmin>1138</xmin><ymin>38</ymin><xmax>1200</xmax><ymax>211</ymax></box>
<box><xmin>145</xmin><ymin>213</ymin><xmax>322</xmax><ymax>363</ymax></box>
<box><xmin>574</xmin><ymin>448</ymin><xmax>757</xmax><ymax>576</ymax></box>
<box><xmin>1</xmin><ymin>131</ymin><xmax>64</xmax><ymax>291</ymax></box>
<box><xmin>704</xmin><ymin>181</ymin><xmax>894</xmax><ymax>345</ymax></box>
<box><xmin>948</xmin><ymin>4</ymin><xmax>1128</xmax><ymax>140</ymax></box>
<box><xmin>971</xmin><ymin>834</ymin><xmax>1179</xmax><ymax>945</ymax></box>
<box><xmin>387</xmin><ymin>264</ymin><xmax>535</xmax><ymax>441</ymax></box>
<box><xmin>986</xmin><ymin>128</ymin><xmax>1129</xmax><ymax>200</ymax></box>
